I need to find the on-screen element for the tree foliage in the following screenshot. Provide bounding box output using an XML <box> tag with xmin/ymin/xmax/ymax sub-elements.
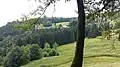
<box><xmin>29</xmin><ymin>44</ymin><xmax>42</xmax><ymax>61</ymax></box>
<box><xmin>3</xmin><ymin>46</ymin><xmax>22</xmax><ymax>67</ymax></box>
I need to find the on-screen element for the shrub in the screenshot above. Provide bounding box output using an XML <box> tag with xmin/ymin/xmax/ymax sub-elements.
<box><xmin>52</xmin><ymin>42</ymin><xmax>58</xmax><ymax>49</ymax></box>
<box><xmin>0</xmin><ymin>56</ymin><xmax>3</xmax><ymax>66</ymax></box>
<box><xmin>3</xmin><ymin>46</ymin><xmax>22</xmax><ymax>67</ymax></box>
<box><xmin>18</xmin><ymin>45</ymin><xmax>31</xmax><ymax>65</ymax></box>
<box><xmin>43</xmin><ymin>48</ymin><xmax>51</xmax><ymax>53</ymax></box>
<box><xmin>29</xmin><ymin>44</ymin><xmax>42</xmax><ymax>61</ymax></box>
<box><xmin>6</xmin><ymin>44</ymin><xmax>16</xmax><ymax>56</ymax></box>
<box><xmin>42</xmin><ymin>51</ymin><xmax>49</xmax><ymax>57</ymax></box>
<box><xmin>19</xmin><ymin>53</ymin><xmax>30</xmax><ymax>65</ymax></box>
<box><xmin>43</xmin><ymin>42</ymin><xmax>51</xmax><ymax>53</ymax></box>
<box><xmin>42</xmin><ymin>42</ymin><xmax>59</xmax><ymax>57</ymax></box>
<box><xmin>49</xmin><ymin>49</ymin><xmax>59</xmax><ymax>56</ymax></box>
<box><xmin>44</xmin><ymin>42</ymin><xmax>50</xmax><ymax>48</ymax></box>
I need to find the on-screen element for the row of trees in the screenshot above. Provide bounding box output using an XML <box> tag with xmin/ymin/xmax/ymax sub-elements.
<box><xmin>14</xmin><ymin>28</ymin><xmax>77</xmax><ymax>47</ymax></box>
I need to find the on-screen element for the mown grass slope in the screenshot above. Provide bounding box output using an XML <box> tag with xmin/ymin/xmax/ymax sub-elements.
<box><xmin>23</xmin><ymin>38</ymin><xmax>120</xmax><ymax>67</ymax></box>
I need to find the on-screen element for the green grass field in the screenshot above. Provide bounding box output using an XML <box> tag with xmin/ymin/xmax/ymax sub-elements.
<box><xmin>56</xmin><ymin>22</ymin><xmax>69</xmax><ymax>26</ymax></box>
<box><xmin>52</xmin><ymin>22</ymin><xmax>69</xmax><ymax>28</ymax></box>
<box><xmin>23</xmin><ymin>38</ymin><xmax>120</xmax><ymax>67</ymax></box>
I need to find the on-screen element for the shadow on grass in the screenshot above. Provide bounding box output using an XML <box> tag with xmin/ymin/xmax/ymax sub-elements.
<box><xmin>84</xmin><ymin>54</ymin><xmax>120</xmax><ymax>58</ymax></box>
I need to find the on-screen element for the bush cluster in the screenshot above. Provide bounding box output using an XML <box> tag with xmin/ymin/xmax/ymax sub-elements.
<box><xmin>2</xmin><ymin>43</ymin><xmax>59</xmax><ymax>67</ymax></box>
<box><xmin>42</xmin><ymin>42</ymin><xmax>59</xmax><ymax>57</ymax></box>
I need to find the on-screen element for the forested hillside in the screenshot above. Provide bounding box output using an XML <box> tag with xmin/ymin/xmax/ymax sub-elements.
<box><xmin>0</xmin><ymin>17</ymin><xmax>77</xmax><ymax>66</ymax></box>
<box><xmin>0</xmin><ymin>17</ymin><xmax>113</xmax><ymax>67</ymax></box>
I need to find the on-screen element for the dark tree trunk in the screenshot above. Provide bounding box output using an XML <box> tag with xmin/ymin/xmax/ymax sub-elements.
<box><xmin>71</xmin><ymin>0</ymin><xmax>85</xmax><ymax>67</ymax></box>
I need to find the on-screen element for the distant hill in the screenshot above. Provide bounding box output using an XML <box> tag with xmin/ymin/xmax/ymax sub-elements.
<box><xmin>0</xmin><ymin>17</ymin><xmax>77</xmax><ymax>48</ymax></box>
<box><xmin>0</xmin><ymin>22</ymin><xmax>24</xmax><ymax>41</ymax></box>
<box><xmin>0</xmin><ymin>17</ymin><xmax>76</xmax><ymax>40</ymax></box>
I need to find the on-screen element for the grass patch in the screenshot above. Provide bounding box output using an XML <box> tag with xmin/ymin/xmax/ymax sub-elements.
<box><xmin>52</xmin><ymin>22</ymin><xmax>69</xmax><ymax>28</ymax></box>
<box><xmin>23</xmin><ymin>38</ymin><xmax>120</xmax><ymax>67</ymax></box>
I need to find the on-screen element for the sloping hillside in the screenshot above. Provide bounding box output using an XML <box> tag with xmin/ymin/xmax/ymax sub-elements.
<box><xmin>23</xmin><ymin>38</ymin><xmax>120</xmax><ymax>67</ymax></box>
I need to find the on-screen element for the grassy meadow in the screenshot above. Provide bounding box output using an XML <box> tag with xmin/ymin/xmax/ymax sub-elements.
<box><xmin>23</xmin><ymin>37</ymin><xmax>120</xmax><ymax>67</ymax></box>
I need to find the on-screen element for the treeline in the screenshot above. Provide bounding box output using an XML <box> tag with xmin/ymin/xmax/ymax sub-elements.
<box><xmin>15</xmin><ymin>28</ymin><xmax>77</xmax><ymax>48</ymax></box>
<box><xmin>41</xmin><ymin>17</ymin><xmax>77</xmax><ymax>23</ymax></box>
<box><xmin>0</xmin><ymin>17</ymin><xmax>77</xmax><ymax>41</ymax></box>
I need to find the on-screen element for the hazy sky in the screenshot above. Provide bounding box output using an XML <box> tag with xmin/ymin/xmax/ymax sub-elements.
<box><xmin>0</xmin><ymin>0</ymin><xmax>77</xmax><ymax>27</ymax></box>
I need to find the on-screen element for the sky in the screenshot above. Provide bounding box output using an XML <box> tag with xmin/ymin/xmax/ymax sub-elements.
<box><xmin>0</xmin><ymin>0</ymin><xmax>77</xmax><ymax>27</ymax></box>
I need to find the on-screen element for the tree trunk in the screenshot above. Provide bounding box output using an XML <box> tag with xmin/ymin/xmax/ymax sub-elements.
<box><xmin>71</xmin><ymin>0</ymin><xmax>85</xmax><ymax>67</ymax></box>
